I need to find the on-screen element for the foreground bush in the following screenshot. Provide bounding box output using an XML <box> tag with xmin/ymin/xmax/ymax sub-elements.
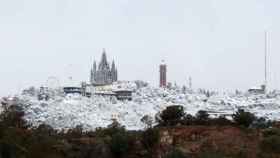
<box><xmin>0</xmin><ymin>102</ymin><xmax>277</xmax><ymax>158</ymax></box>
<box><xmin>251</xmin><ymin>117</ymin><xmax>273</xmax><ymax>129</ymax></box>
<box><xmin>164</xmin><ymin>148</ymin><xmax>187</xmax><ymax>158</ymax></box>
<box><xmin>261</xmin><ymin>135</ymin><xmax>280</xmax><ymax>154</ymax></box>
<box><xmin>95</xmin><ymin>119</ymin><xmax>126</xmax><ymax>137</ymax></box>
<box><xmin>195</xmin><ymin>110</ymin><xmax>210</xmax><ymax>125</ymax></box>
<box><xmin>157</xmin><ymin>105</ymin><xmax>185</xmax><ymax>126</ymax></box>
<box><xmin>141</xmin><ymin>127</ymin><xmax>160</xmax><ymax>150</ymax></box>
<box><xmin>232</xmin><ymin>109</ymin><xmax>256</xmax><ymax>127</ymax></box>
<box><xmin>0</xmin><ymin>105</ymin><xmax>29</xmax><ymax>129</ymax></box>
<box><xmin>110</xmin><ymin>132</ymin><xmax>129</xmax><ymax>157</ymax></box>
<box><xmin>198</xmin><ymin>151</ymin><xmax>225</xmax><ymax>158</ymax></box>
<box><xmin>260</xmin><ymin>128</ymin><xmax>280</xmax><ymax>156</ymax></box>
<box><xmin>210</xmin><ymin>116</ymin><xmax>233</xmax><ymax>126</ymax></box>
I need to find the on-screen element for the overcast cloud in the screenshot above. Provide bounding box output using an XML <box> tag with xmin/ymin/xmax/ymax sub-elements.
<box><xmin>0</xmin><ymin>0</ymin><xmax>280</xmax><ymax>96</ymax></box>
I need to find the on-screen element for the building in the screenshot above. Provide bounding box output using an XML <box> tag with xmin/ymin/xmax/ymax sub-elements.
<box><xmin>63</xmin><ymin>82</ymin><xmax>92</xmax><ymax>97</ymax></box>
<box><xmin>90</xmin><ymin>49</ymin><xmax>118</xmax><ymax>86</ymax></box>
<box><xmin>113</xmin><ymin>90</ymin><xmax>133</xmax><ymax>101</ymax></box>
<box><xmin>248</xmin><ymin>84</ymin><xmax>266</xmax><ymax>94</ymax></box>
<box><xmin>63</xmin><ymin>87</ymin><xmax>82</xmax><ymax>95</ymax></box>
<box><xmin>159</xmin><ymin>60</ymin><xmax>167</xmax><ymax>87</ymax></box>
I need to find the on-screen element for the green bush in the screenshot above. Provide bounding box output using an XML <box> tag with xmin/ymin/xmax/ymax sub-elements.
<box><xmin>95</xmin><ymin>120</ymin><xmax>130</xmax><ymax>157</ymax></box>
<box><xmin>198</xmin><ymin>151</ymin><xmax>226</xmax><ymax>158</ymax></box>
<box><xmin>260</xmin><ymin>128</ymin><xmax>280</xmax><ymax>154</ymax></box>
<box><xmin>110</xmin><ymin>132</ymin><xmax>129</xmax><ymax>157</ymax></box>
<box><xmin>141</xmin><ymin>128</ymin><xmax>159</xmax><ymax>149</ymax></box>
<box><xmin>0</xmin><ymin>142</ymin><xmax>19</xmax><ymax>158</ymax></box>
<box><xmin>95</xmin><ymin>119</ymin><xmax>126</xmax><ymax>137</ymax></box>
<box><xmin>195</xmin><ymin>110</ymin><xmax>210</xmax><ymax>125</ymax></box>
<box><xmin>261</xmin><ymin>135</ymin><xmax>280</xmax><ymax>154</ymax></box>
<box><xmin>262</xmin><ymin>128</ymin><xmax>280</xmax><ymax>137</ymax></box>
<box><xmin>158</xmin><ymin>105</ymin><xmax>185</xmax><ymax>126</ymax></box>
<box><xmin>211</xmin><ymin>116</ymin><xmax>232</xmax><ymax>126</ymax></box>
<box><xmin>164</xmin><ymin>148</ymin><xmax>187</xmax><ymax>158</ymax></box>
<box><xmin>65</xmin><ymin>125</ymin><xmax>84</xmax><ymax>138</ymax></box>
<box><xmin>0</xmin><ymin>105</ymin><xmax>29</xmax><ymax>129</ymax></box>
<box><xmin>232</xmin><ymin>109</ymin><xmax>256</xmax><ymax>127</ymax></box>
<box><xmin>251</xmin><ymin>117</ymin><xmax>272</xmax><ymax>129</ymax></box>
<box><xmin>182</xmin><ymin>114</ymin><xmax>195</xmax><ymax>126</ymax></box>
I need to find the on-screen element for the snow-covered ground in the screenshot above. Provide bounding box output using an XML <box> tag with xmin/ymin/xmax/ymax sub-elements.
<box><xmin>9</xmin><ymin>82</ymin><xmax>280</xmax><ymax>131</ymax></box>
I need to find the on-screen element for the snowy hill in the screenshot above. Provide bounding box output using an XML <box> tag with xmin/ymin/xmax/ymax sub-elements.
<box><xmin>12</xmin><ymin>82</ymin><xmax>280</xmax><ymax>131</ymax></box>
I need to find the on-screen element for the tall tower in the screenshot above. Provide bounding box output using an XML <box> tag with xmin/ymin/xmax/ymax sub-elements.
<box><xmin>159</xmin><ymin>60</ymin><xmax>167</xmax><ymax>88</ymax></box>
<box><xmin>264</xmin><ymin>31</ymin><xmax>268</xmax><ymax>86</ymax></box>
<box><xmin>189</xmin><ymin>76</ymin><xmax>192</xmax><ymax>89</ymax></box>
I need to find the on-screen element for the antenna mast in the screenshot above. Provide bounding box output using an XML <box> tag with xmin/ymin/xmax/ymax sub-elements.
<box><xmin>264</xmin><ymin>31</ymin><xmax>268</xmax><ymax>86</ymax></box>
<box><xmin>189</xmin><ymin>76</ymin><xmax>192</xmax><ymax>89</ymax></box>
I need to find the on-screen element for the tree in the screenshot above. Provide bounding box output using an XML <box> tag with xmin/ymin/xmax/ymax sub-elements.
<box><xmin>232</xmin><ymin>109</ymin><xmax>256</xmax><ymax>127</ymax></box>
<box><xmin>182</xmin><ymin>114</ymin><xmax>195</xmax><ymax>126</ymax></box>
<box><xmin>211</xmin><ymin>116</ymin><xmax>232</xmax><ymax>126</ymax></box>
<box><xmin>260</xmin><ymin>128</ymin><xmax>280</xmax><ymax>155</ymax></box>
<box><xmin>0</xmin><ymin>105</ymin><xmax>29</xmax><ymax>129</ymax></box>
<box><xmin>261</xmin><ymin>135</ymin><xmax>280</xmax><ymax>154</ymax></box>
<box><xmin>195</xmin><ymin>110</ymin><xmax>210</xmax><ymax>125</ymax></box>
<box><xmin>110</xmin><ymin>132</ymin><xmax>129</xmax><ymax>157</ymax></box>
<box><xmin>141</xmin><ymin>128</ymin><xmax>159</xmax><ymax>150</ymax></box>
<box><xmin>251</xmin><ymin>117</ymin><xmax>273</xmax><ymax>129</ymax></box>
<box><xmin>164</xmin><ymin>148</ymin><xmax>187</xmax><ymax>158</ymax></box>
<box><xmin>158</xmin><ymin>105</ymin><xmax>185</xmax><ymax>126</ymax></box>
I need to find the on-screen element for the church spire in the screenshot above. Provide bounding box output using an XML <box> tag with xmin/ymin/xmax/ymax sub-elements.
<box><xmin>93</xmin><ymin>60</ymin><xmax>97</xmax><ymax>72</ymax></box>
<box><xmin>91</xmin><ymin>49</ymin><xmax>118</xmax><ymax>85</ymax></box>
<box><xmin>101</xmin><ymin>49</ymin><xmax>107</xmax><ymax>64</ymax></box>
<box><xmin>99</xmin><ymin>48</ymin><xmax>110</xmax><ymax>70</ymax></box>
<box><xmin>90</xmin><ymin>68</ymin><xmax>94</xmax><ymax>83</ymax></box>
<box><xmin>115</xmin><ymin>68</ymin><xmax>118</xmax><ymax>81</ymax></box>
<box><xmin>111</xmin><ymin>60</ymin><xmax>116</xmax><ymax>71</ymax></box>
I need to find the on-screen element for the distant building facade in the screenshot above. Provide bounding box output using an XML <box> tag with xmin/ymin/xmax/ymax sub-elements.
<box><xmin>248</xmin><ymin>84</ymin><xmax>266</xmax><ymax>94</ymax></box>
<box><xmin>90</xmin><ymin>49</ymin><xmax>118</xmax><ymax>85</ymax></box>
<box><xmin>159</xmin><ymin>60</ymin><xmax>167</xmax><ymax>88</ymax></box>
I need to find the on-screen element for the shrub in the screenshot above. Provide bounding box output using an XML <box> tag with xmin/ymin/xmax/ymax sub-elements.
<box><xmin>198</xmin><ymin>151</ymin><xmax>226</xmax><ymax>158</ymax></box>
<box><xmin>261</xmin><ymin>135</ymin><xmax>280</xmax><ymax>154</ymax></box>
<box><xmin>251</xmin><ymin>117</ymin><xmax>272</xmax><ymax>129</ymax></box>
<box><xmin>195</xmin><ymin>110</ymin><xmax>210</xmax><ymax>125</ymax></box>
<box><xmin>211</xmin><ymin>116</ymin><xmax>232</xmax><ymax>126</ymax></box>
<box><xmin>182</xmin><ymin>114</ymin><xmax>195</xmax><ymax>126</ymax></box>
<box><xmin>164</xmin><ymin>148</ymin><xmax>187</xmax><ymax>158</ymax></box>
<box><xmin>0</xmin><ymin>128</ymin><xmax>28</xmax><ymax>158</ymax></box>
<box><xmin>95</xmin><ymin>120</ymin><xmax>129</xmax><ymax>157</ymax></box>
<box><xmin>0</xmin><ymin>105</ymin><xmax>29</xmax><ymax>129</ymax></box>
<box><xmin>232</xmin><ymin>109</ymin><xmax>256</xmax><ymax>127</ymax></box>
<box><xmin>0</xmin><ymin>142</ymin><xmax>19</xmax><ymax>158</ymax></box>
<box><xmin>262</xmin><ymin>128</ymin><xmax>280</xmax><ymax>137</ymax></box>
<box><xmin>65</xmin><ymin>125</ymin><xmax>84</xmax><ymax>138</ymax></box>
<box><xmin>110</xmin><ymin>131</ymin><xmax>129</xmax><ymax>157</ymax></box>
<box><xmin>95</xmin><ymin>119</ymin><xmax>126</xmax><ymax>137</ymax></box>
<box><xmin>141</xmin><ymin>128</ymin><xmax>159</xmax><ymax>150</ymax></box>
<box><xmin>158</xmin><ymin>105</ymin><xmax>185</xmax><ymax>126</ymax></box>
<box><xmin>260</xmin><ymin>128</ymin><xmax>280</xmax><ymax>154</ymax></box>
<box><xmin>34</xmin><ymin>124</ymin><xmax>57</xmax><ymax>138</ymax></box>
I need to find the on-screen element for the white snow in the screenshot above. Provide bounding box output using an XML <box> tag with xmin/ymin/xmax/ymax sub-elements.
<box><xmin>8</xmin><ymin>82</ymin><xmax>280</xmax><ymax>131</ymax></box>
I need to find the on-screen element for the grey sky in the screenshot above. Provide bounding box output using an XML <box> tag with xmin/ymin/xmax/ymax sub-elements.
<box><xmin>0</xmin><ymin>0</ymin><xmax>280</xmax><ymax>96</ymax></box>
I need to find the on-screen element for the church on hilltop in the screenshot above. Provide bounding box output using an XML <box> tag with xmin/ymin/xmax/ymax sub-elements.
<box><xmin>90</xmin><ymin>49</ymin><xmax>118</xmax><ymax>86</ymax></box>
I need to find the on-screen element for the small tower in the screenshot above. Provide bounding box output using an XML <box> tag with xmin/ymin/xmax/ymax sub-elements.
<box><xmin>159</xmin><ymin>60</ymin><xmax>167</xmax><ymax>88</ymax></box>
<box><xmin>111</xmin><ymin>60</ymin><xmax>117</xmax><ymax>82</ymax></box>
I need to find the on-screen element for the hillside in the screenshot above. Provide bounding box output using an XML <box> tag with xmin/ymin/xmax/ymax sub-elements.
<box><xmin>12</xmin><ymin>82</ymin><xmax>280</xmax><ymax>131</ymax></box>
